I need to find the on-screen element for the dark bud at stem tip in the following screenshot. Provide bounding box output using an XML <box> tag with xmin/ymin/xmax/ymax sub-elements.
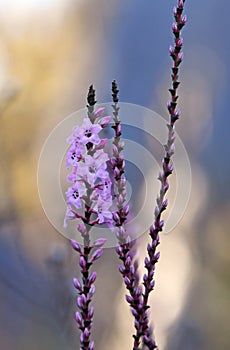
<box><xmin>112</xmin><ymin>80</ymin><xmax>119</xmax><ymax>103</ymax></box>
<box><xmin>87</xmin><ymin>85</ymin><xmax>97</xmax><ymax>106</ymax></box>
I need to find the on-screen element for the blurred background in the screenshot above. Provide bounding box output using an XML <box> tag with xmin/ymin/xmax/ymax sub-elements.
<box><xmin>0</xmin><ymin>0</ymin><xmax>229</xmax><ymax>349</ymax></box>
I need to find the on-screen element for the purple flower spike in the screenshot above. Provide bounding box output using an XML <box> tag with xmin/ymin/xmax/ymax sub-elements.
<box><xmin>140</xmin><ymin>1</ymin><xmax>187</xmax><ymax>348</ymax></box>
<box><xmin>66</xmin><ymin>85</ymin><xmax>112</xmax><ymax>350</ymax></box>
<box><xmin>111</xmin><ymin>81</ymin><xmax>151</xmax><ymax>350</ymax></box>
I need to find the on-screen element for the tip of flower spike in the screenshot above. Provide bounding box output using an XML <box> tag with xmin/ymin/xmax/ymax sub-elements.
<box><xmin>111</xmin><ymin>80</ymin><xmax>119</xmax><ymax>103</ymax></box>
<box><xmin>87</xmin><ymin>84</ymin><xmax>97</xmax><ymax>107</ymax></box>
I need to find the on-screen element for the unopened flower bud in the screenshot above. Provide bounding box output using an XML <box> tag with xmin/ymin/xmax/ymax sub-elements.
<box><xmin>181</xmin><ymin>14</ymin><xmax>187</xmax><ymax>24</ymax></box>
<box><xmin>73</xmin><ymin>278</ymin><xmax>82</xmax><ymax>291</ymax></box>
<box><xmin>178</xmin><ymin>52</ymin><xmax>184</xmax><ymax>61</ymax></box>
<box><xmin>90</xmin><ymin>248</ymin><xmax>103</xmax><ymax>263</ymax></box>
<box><xmin>172</xmin><ymin>22</ymin><xmax>177</xmax><ymax>32</ymax></box>
<box><xmin>89</xmin><ymin>284</ymin><xmax>95</xmax><ymax>298</ymax></box>
<box><xmin>88</xmin><ymin>307</ymin><xmax>94</xmax><ymax>319</ymax></box>
<box><xmin>125</xmin><ymin>256</ymin><xmax>132</xmax><ymax>268</ymax></box>
<box><xmin>93</xmin><ymin>238</ymin><xmax>107</xmax><ymax>247</ymax></box>
<box><xmin>75</xmin><ymin>311</ymin><xmax>83</xmax><ymax>326</ymax></box>
<box><xmin>178</xmin><ymin>0</ymin><xmax>184</xmax><ymax>9</ymax></box>
<box><xmin>169</xmin><ymin>45</ymin><xmax>175</xmax><ymax>56</ymax></box>
<box><xmin>124</xmin><ymin>276</ymin><xmax>131</xmax><ymax>286</ymax></box>
<box><xmin>79</xmin><ymin>256</ymin><xmax>86</xmax><ymax>270</ymax></box>
<box><xmin>98</xmin><ymin>116</ymin><xmax>112</xmax><ymax>128</ymax></box>
<box><xmin>77</xmin><ymin>223</ymin><xmax>87</xmax><ymax>235</ymax></box>
<box><xmin>113</xmin><ymin>212</ymin><xmax>120</xmax><ymax>223</ymax></box>
<box><xmin>94</xmin><ymin>107</ymin><xmax>105</xmax><ymax>119</ymax></box>
<box><xmin>125</xmin><ymin>295</ymin><xmax>133</xmax><ymax>304</ymax></box>
<box><xmin>112</xmin><ymin>145</ymin><xmax>119</xmax><ymax>157</ymax></box>
<box><xmin>89</xmin><ymin>341</ymin><xmax>95</xmax><ymax>350</ymax></box>
<box><xmin>88</xmin><ymin>271</ymin><xmax>97</xmax><ymax>284</ymax></box>
<box><xmin>71</xmin><ymin>240</ymin><xmax>82</xmax><ymax>253</ymax></box>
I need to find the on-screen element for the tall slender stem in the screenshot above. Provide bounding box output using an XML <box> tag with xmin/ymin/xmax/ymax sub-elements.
<box><xmin>140</xmin><ymin>1</ymin><xmax>187</xmax><ymax>348</ymax></box>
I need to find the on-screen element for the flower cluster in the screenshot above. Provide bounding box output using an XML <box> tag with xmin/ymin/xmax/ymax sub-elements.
<box><xmin>64</xmin><ymin>108</ymin><xmax>113</xmax><ymax>229</ymax></box>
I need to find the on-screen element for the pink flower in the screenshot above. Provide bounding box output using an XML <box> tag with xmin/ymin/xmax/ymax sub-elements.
<box><xmin>94</xmin><ymin>107</ymin><xmax>105</xmax><ymax>119</ymax></box>
<box><xmin>66</xmin><ymin>182</ymin><xmax>86</xmax><ymax>209</ymax></box>
<box><xmin>93</xmin><ymin>197</ymin><xmax>113</xmax><ymax>224</ymax></box>
<box><xmin>72</xmin><ymin>118</ymin><xmax>102</xmax><ymax>146</ymax></box>
<box><xmin>86</xmin><ymin>151</ymin><xmax>108</xmax><ymax>170</ymax></box>
<box><xmin>95</xmin><ymin>178</ymin><xmax>112</xmax><ymax>201</ymax></box>
<box><xmin>67</xmin><ymin>168</ymin><xmax>77</xmax><ymax>183</ymax></box>
<box><xmin>66</xmin><ymin>145</ymin><xmax>84</xmax><ymax>169</ymax></box>
<box><xmin>64</xmin><ymin>206</ymin><xmax>80</xmax><ymax>227</ymax></box>
<box><xmin>98</xmin><ymin>115</ymin><xmax>112</xmax><ymax>128</ymax></box>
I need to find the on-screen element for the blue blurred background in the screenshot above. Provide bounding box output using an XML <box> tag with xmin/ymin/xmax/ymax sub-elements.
<box><xmin>0</xmin><ymin>0</ymin><xmax>229</xmax><ymax>349</ymax></box>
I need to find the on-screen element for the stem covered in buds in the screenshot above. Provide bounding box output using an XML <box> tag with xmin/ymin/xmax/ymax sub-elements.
<box><xmin>111</xmin><ymin>81</ymin><xmax>151</xmax><ymax>350</ymax></box>
<box><xmin>141</xmin><ymin>1</ymin><xmax>187</xmax><ymax>348</ymax></box>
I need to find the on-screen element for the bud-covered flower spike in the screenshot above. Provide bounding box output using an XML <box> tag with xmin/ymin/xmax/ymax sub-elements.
<box><xmin>141</xmin><ymin>1</ymin><xmax>187</xmax><ymax>348</ymax></box>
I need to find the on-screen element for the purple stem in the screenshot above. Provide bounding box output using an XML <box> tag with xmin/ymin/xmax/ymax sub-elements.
<box><xmin>111</xmin><ymin>81</ymin><xmax>152</xmax><ymax>350</ymax></box>
<box><xmin>72</xmin><ymin>223</ymin><xmax>98</xmax><ymax>350</ymax></box>
<box><xmin>140</xmin><ymin>1</ymin><xmax>187</xmax><ymax>348</ymax></box>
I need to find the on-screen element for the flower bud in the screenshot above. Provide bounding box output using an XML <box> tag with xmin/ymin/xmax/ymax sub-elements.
<box><xmin>124</xmin><ymin>276</ymin><xmax>131</xmax><ymax>286</ymax></box>
<box><xmin>75</xmin><ymin>311</ymin><xmax>83</xmax><ymax>326</ymax></box>
<box><xmin>125</xmin><ymin>295</ymin><xmax>133</xmax><ymax>304</ymax></box>
<box><xmin>77</xmin><ymin>223</ymin><xmax>87</xmax><ymax>235</ymax></box>
<box><xmin>79</xmin><ymin>256</ymin><xmax>86</xmax><ymax>270</ymax></box>
<box><xmin>89</xmin><ymin>271</ymin><xmax>97</xmax><ymax>284</ymax></box>
<box><xmin>125</xmin><ymin>256</ymin><xmax>132</xmax><ymax>268</ymax></box>
<box><xmin>172</xmin><ymin>22</ymin><xmax>178</xmax><ymax>32</ymax></box>
<box><xmin>112</xmin><ymin>145</ymin><xmax>119</xmax><ymax>157</ymax></box>
<box><xmin>88</xmin><ymin>307</ymin><xmax>94</xmax><ymax>319</ymax></box>
<box><xmin>178</xmin><ymin>0</ymin><xmax>184</xmax><ymax>9</ymax></box>
<box><xmin>89</xmin><ymin>341</ymin><xmax>95</xmax><ymax>350</ymax></box>
<box><xmin>98</xmin><ymin>116</ymin><xmax>112</xmax><ymax>128</ymax></box>
<box><xmin>181</xmin><ymin>14</ymin><xmax>187</xmax><ymax>24</ymax></box>
<box><xmin>94</xmin><ymin>107</ymin><xmax>105</xmax><ymax>119</ymax></box>
<box><xmin>93</xmin><ymin>238</ymin><xmax>107</xmax><ymax>247</ymax></box>
<box><xmin>144</xmin><ymin>257</ymin><xmax>150</xmax><ymax>268</ymax></box>
<box><xmin>73</xmin><ymin>278</ymin><xmax>82</xmax><ymax>291</ymax></box>
<box><xmin>89</xmin><ymin>284</ymin><xmax>96</xmax><ymax>298</ymax></box>
<box><xmin>71</xmin><ymin>240</ymin><xmax>82</xmax><ymax>253</ymax></box>
<box><xmin>90</xmin><ymin>248</ymin><xmax>103</xmax><ymax>263</ymax></box>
